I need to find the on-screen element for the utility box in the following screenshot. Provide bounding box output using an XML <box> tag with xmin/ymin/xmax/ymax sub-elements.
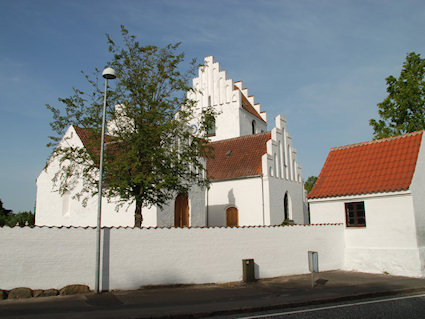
<box><xmin>242</xmin><ymin>259</ymin><xmax>255</xmax><ymax>282</ymax></box>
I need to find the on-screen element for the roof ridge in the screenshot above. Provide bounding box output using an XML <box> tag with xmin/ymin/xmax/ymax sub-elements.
<box><xmin>331</xmin><ymin>130</ymin><xmax>424</xmax><ymax>151</ymax></box>
<box><xmin>210</xmin><ymin>131</ymin><xmax>271</xmax><ymax>145</ymax></box>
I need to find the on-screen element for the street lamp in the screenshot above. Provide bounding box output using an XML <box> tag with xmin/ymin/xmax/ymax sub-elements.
<box><xmin>95</xmin><ymin>66</ymin><xmax>116</xmax><ymax>293</ymax></box>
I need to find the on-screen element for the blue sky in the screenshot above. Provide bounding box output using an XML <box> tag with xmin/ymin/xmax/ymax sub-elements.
<box><xmin>1</xmin><ymin>0</ymin><xmax>425</xmax><ymax>213</ymax></box>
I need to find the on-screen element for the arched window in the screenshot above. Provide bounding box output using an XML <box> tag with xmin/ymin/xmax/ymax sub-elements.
<box><xmin>283</xmin><ymin>192</ymin><xmax>293</xmax><ymax>221</ymax></box>
<box><xmin>62</xmin><ymin>191</ymin><xmax>71</xmax><ymax>216</ymax></box>
<box><xmin>252</xmin><ymin>120</ymin><xmax>256</xmax><ymax>134</ymax></box>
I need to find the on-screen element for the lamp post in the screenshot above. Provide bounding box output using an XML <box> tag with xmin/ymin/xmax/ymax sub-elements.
<box><xmin>95</xmin><ymin>66</ymin><xmax>116</xmax><ymax>294</ymax></box>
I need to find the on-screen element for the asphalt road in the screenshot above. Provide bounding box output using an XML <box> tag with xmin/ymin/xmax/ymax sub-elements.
<box><xmin>3</xmin><ymin>271</ymin><xmax>425</xmax><ymax>319</ymax></box>
<box><xmin>229</xmin><ymin>293</ymin><xmax>425</xmax><ymax>319</ymax></box>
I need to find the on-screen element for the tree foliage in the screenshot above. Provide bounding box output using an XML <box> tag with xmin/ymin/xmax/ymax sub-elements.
<box><xmin>304</xmin><ymin>176</ymin><xmax>318</xmax><ymax>194</ymax></box>
<box><xmin>370</xmin><ymin>52</ymin><xmax>425</xmax><ymax>139</ymax></box>
<box><xmin>0</xmin><ymin>199</ymin><xmax>34</xmax><ymax>227</ymax></box>
<box><xmin>46</xmin><ymin>26</ymin><xmax>215</xmax><ymax>227</ymax></box>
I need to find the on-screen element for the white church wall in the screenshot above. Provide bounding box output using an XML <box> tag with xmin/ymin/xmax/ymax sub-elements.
<box><xmin>35</xmin><ymin>126</ymin><xmax>134</xmax><ymax>227</ymax></box>
<box><xmin>0</xmin><ymin>224</ymin><xmax>344</xmax><ymax>290</ymax></box>
<box><xmin>189</xmin><ymin>185</ymin><xmax>207</xmax><ymax>227</ymax></box>
<box><xmin>265</xmin><ymin>177</ymin><xmax>306</xmax><ymax>225</ymax></box>
<box><xmin>259</xmin><ymin>115</ymin><xmax>306</xmax><ymax>225</ymax></box>
<box><xmin>239</xmin><ymin>108</ymin><xmax>267</xmax><ymax>136</ymax></box>
<box><xmin>207</xmin><ymin>177</ymin><xmax>264</xmax><ymax>226</ymax></box>
<box><xmin>154</xmin><ymin>185</ymin><xmax>206</xmax><ymax>227</ymax></box>
<box><xmin>309</xmin><ymin>192</ymin><xmax>422</xmax><ymax>277</ymax></box>
<box><xmin>213</xmin><ymin>97</ymin><xmax>241</xmax><ymax>141</ymax></box>
<box><xmin>139</xmin><ymin>205</ymin><xmax>158</xmax><ymax>227</ymax></box>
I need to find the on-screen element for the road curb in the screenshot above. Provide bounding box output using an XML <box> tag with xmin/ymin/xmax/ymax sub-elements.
<box><xmin>139</xmin><ymin>287</ymin><xmax>425</xmax><ymax>319</ymax></box>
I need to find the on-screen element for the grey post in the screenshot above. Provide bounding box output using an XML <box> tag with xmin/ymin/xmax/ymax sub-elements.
<box><xmin>95</xmin><ymin>67</ymin><xmax>116</xmax><ymax>293</ymax></box>
<box><xmin>308</xmin><ymin>251</ymin><xmax>319</xmax><ymax>288</ymax></box>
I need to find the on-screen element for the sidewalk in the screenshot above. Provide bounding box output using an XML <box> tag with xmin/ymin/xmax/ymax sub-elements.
<box><xmin>1</xmin><ymin>271</ymin><xmax>425</xmax><ymax>318</ymax></box>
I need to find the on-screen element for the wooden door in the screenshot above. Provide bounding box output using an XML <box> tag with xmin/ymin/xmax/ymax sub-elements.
<box><xmin>226</xmin><ymin>207</ymin><xmax>238</xmax><ymax>227</ymax></box>
<box><xmin>174</xmin><ymin>194</ymin><xmax>189</xmax><ymax>227</ymax></box>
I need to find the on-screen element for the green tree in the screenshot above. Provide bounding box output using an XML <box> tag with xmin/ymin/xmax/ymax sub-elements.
<box><xmin>304</xmin><ymin>176</ymin><xmax>318</xmax><ymax>195</ymax></box>
<box><xmin>0</xmin><ymin>199</ymin><xmax>34</xmax><ymax>227</ymax></box>
<box><xmin>0</xmin><ymin>199</ymin><xmax>12</xmax><ymax>216</ymax></box>
<box><xmin>46</xmin><ymin>26</ymin><xmax>215</xmax><ymax>227</ymax></box>
<box><xmin>370</xmin><ymin>52</ymin><xmax>425</xmax><ymax>139</ymax></box>
<box><xmin>0</xmin><ymin>199</ymin><xmax>12</xmax><ymax>226</ymax></box>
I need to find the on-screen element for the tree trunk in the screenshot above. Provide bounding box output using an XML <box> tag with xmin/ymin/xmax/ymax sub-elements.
<box><xmin>134</xmin><ymin>200</ymin><xmax>143</xmax><ymax>228</ymax></box>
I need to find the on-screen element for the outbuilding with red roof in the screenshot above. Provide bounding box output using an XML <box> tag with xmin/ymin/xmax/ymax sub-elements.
<box><xmin>308</xmin><ymin>130</ymin><xmax>425</xmax><ymax>277</ymax></box>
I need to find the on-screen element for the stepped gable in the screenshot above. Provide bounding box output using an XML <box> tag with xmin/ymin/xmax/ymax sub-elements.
<box><xmin>191</xmin><ymin>56</ymin><xmax>266</xmax><ymax>123</ymax></box>
<box><xmin>308</xmin><ymin>131</ymin><xmax>424</xmax><ymax>199</ymax></box>
<box><xmin>207</xmin><ymin>132</ymin><xmax>271</xmax><ymax>181</ymax></box>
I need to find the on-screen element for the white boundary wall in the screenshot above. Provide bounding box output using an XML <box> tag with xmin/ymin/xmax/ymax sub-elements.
<box><xmin>0</xmin><ymin>224</ymin><xmax>343</xmax><ymax>290</ymax></box>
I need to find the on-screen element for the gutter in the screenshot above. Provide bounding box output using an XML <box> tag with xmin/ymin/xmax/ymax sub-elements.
<box><xmin>210</xmin><ymin>174</ymin><xmax>262</xmax><ymax>183</ymax></box>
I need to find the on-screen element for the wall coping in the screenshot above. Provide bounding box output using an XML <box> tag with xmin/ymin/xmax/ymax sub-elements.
<box><xmin>0</xmin><ymin>223</ymin><xmax>343</xmax><ymax>230</ymax></box>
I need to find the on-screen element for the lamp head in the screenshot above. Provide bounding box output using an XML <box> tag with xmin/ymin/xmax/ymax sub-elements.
<box><xmin>102</xmin><ymin>67</ymin><xmax>116</xmax><ymax>80</ymax></box>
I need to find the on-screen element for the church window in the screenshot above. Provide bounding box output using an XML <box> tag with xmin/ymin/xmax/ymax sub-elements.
<box><xmin>207</xmin><ymin>116</ymin><xmax>216</xmax><ymax>136</ymax></box>
<box><xmin>252</xmin><ymin>120</ymin><xmax>256</xmax><ymax>134</ymax></box>
<box><xmin>345</xmin><ymin>202</ymin><xmax>366</xmax><ymax>227</ymax></box>
<box><xmin>62</xmin><ymin>191</ymin><xmax>71</xmax><ymax>216</ymax></box>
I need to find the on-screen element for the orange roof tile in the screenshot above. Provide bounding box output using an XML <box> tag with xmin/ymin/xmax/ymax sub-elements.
<box><xmin>75</xmin><ymin>125</ymin><xmax>272</xmax><ymax>181</ymax></box>
<box><xmin>73</xmin><ymin>126</ymin><xmax>116</xmax><ymax>162</ymax></box>
<box><xmin>234</xmin><ymin>86</ymin><xmax>265</xmax><ymax>123</ymax></box>
<box><xmin>308</xmin><ymin>131</ymin><xmax>424</xmax><ymax>199</ymax></box>
<box><xmin>207</xmin><ymin>132</ymin><xmax>271</xmax><ymax>180</ymax></box>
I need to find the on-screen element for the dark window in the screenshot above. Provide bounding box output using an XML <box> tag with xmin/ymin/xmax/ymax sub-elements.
<box><xmin>252</xmin><ymin>120</ymin><xmax>256</xmax><ymax>134</ymax></box>
<box><xmin>207</xmin><ymin>116</ymin><xmax>216</xmax><ymax>136</ymax></box>
<box><xmin>345</xmin><ymin>202</ymin><xmax>366</xmax><ymax>227</ymax></box>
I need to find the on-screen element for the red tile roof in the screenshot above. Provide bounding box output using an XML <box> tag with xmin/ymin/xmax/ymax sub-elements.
<box><xmin>308</xmin><ymin>131</ymin><xmax>424</xmax><ymax>199</ymax></box>
<box><xmin>74</xmin><ymin>125</ymin><xmax>272</xmax><ymax>181</ymax></box>
<box><xmin>73</xmin><ymin>126</ymin><xmax>116</xmax><ymax>162</ymax></box>
<box><xmin>234</xmin><ymin>86</ymin><xmax>265</xmax><ymax>123</ymax></box>
<box><xmin>207</xmin><ymin>132</ymin><xmax>271</xmax><ymax>180</ymax></box>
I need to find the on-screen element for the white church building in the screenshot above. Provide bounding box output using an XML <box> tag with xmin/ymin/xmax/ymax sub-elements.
<box><xmin>35</xmin><ymin>56</ymin><xmax>307</xmax><ymax>228</ymax></box>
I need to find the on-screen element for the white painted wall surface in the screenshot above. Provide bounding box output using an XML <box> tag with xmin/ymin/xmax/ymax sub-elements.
<box><xmin>35</xmin><ymin>126</ymin><xmax>134</xmax><ymax>227</ymax></box>
<box><xmin>36</xmin><ymin>126</ymin><xmax>206</xmax><ymax>228</ymax></box>
<box><xmin>188</xmin><ymin>56</ymin><xmax>267</xmax><ymax>142</ymax></box>
<box><xmin>410</xmin><ymin>134</ymin><xmax>425</xmax><ymax>251</ymax></box>
<box><xmin>264</xmin><ymin>176</ymin><xmax>306</xmax><ymax>225</ymax></box>
<box><xmin>0</xmin><ymin>224</ymin><xmax>344</xmax><ymax>290</ymax></box>
<box><xmin>0</xmin><ymin>227</ymin><xmax>95</xmax><ymax>290</ymax></box>
<box><xmin>309</xmin><ymin>192</ymin><xmax>422</xmax><ymax>277</ymax></box>
<box><xmin>260</xmin><ymin>115</ymin><xmax>307</xmax><ymax>225</ymax></box>
<box><xmin>156</xmin><ymin>186</ymin><xmax>206</xmax><ymax>227</ymax></box>
<box><xmin>207</xmin><ymin>177</ymin><xmax>264</xmax><ymax>226</ymax></box>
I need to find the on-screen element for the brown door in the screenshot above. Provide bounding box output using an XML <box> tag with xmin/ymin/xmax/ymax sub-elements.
<box><xmin>226</xmin><ymin>207</ymin><xmax>238</xmax><ymax>227</ymax></box>
<box><xmin>174</xmin><ymin>194</ymin><xmax>189</xmax><ymax>227</ymax></box>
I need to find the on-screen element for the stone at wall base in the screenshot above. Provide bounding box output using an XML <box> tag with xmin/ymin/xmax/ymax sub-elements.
<box><xmin>33</xmin><ymin>289</ymin><xmax>59</xmax><ymax>298</ymax></box>
<box><xmin>7</xmin><ymin>287</ymin><xmax>33</xmax><ymax>299</ymax></box>
<box><xmin>59</xmin><ymin>284</ymin><xmax>90</xmax><ymax>295</ymax></box>
<box><xmin>0</xmin><ymin>290</ymin><xmax>8</xmax><ymax>299</ymax></box>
